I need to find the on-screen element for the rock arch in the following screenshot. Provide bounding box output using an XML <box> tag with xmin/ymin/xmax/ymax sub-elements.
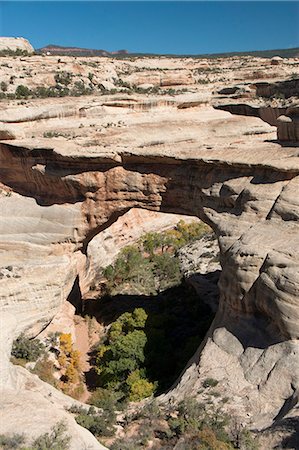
<box><xmin>0</xmin><ymin>141</ymin><xmax>298</xmax><ymax>432</ymax></box>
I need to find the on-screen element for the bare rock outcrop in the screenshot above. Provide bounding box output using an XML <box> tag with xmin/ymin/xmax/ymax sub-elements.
<box><xmin>0</xmin><ymin>36</ymin><xmax>34</xmax><ymax>53</ymax></box>
<box><xmin>0</xmin><ymin>365</ymin><xmax>107</xmax><ymax>450</ymax></box>
<box><xmin>122</xmin><ymin>69</ymin><xmax>195</xmax><ymax>87</ymax></box>
<box><xmin>214</xmin><ymin>78</ymin><xmax>299</xmax><ymax>143</ymax></box>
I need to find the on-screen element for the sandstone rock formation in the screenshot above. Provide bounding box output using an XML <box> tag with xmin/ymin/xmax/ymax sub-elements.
<box><xmin>0</xmin><ymin>52</ymin><xmax>298</xmax><ymax>448</ymax></box>
<box><xmin>0</xmin><ymin>36</ymin><xmax>34</xmax><ymax>53</ymax></box>
<box><xmin>214</xmin><ymin>78</ymin><xmax>299</xmax><ymax>143</ymax></box>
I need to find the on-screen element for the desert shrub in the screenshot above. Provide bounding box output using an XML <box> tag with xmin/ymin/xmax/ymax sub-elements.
<box><xmin>31</xmin><ymin>356</ymin><xmax>57</xmax><ymax>386</ymax></box>
<box><xmin>0</xmin><ymin>81</ymin><xmax>7</xmax><ymax>92</ymax></box>
<box><xmin>43</xmin><ymin>131</ymin><xmax>70</xmax><ymax>138</ymax></box>
<box><xmin>152</xmin><ymin>252</ymin><xmax>181</xmax><ymax>291</ymax></box>
<box><xmin>33</xmin><ymin>86</ymin><xmax>51</xmax><ymax>98</ymax></box>
<box><xmin>232</xmin><ymin>428</ymin><xmax>259</xmax><ymax>450</ymax></box>
<box><xmin>31</xmin><ymin>421</ymin><xmax>70</xmax><ymax>450</ymax></box>
<box><xmin>88</xmin><ymin>387</ymin><xmax>122</xmax><ymax>411</ymax></box>
<box><xmin>11</xmin><ymin>334</ymin><xmax>44</xmax><ymax>362</ymax></box>
<box><xmin>71</xmin><ymin>80</ymin><xmax>92</xmax><ymax>96</ymax></box>
<box><xmin>0</xmin><ymin>433</ymin><xmax>25</xmax><ymax>448</ymax></box>
<box><xmin>202</xmin><ymin>378</ymin><xmax>218</xmax><ymax>388</ymax></box>
<box><xmin>75</xmin><ymin>406</ymin><xmax>116</xmax><ymax>437</ymax></box>
<box><xmin>54</xmin><ymin>71</ymin><xmax>72</xmax><ymax>86</ymax></box>
<box><xmin>34</xmin><ymin>85</ymin><xmax>69</xmax><ymax>98</ymax></box>
<box><xmin>15</xmin><ymin>84</ymin><xmax>31</xmax><ymax>98</ymax></box>
<box><xmin>0</xmin><ymin>49</ymin><xmax>30</xmax><ymax>57</ymax></box>
<box><xmin>166</xmin><ymin>398</ymin><xmax>233</xmax><ymax>449</ymax></box>
<box><xmin>111</xmin><ymin>424</ymin><xmax>154</xmax><ymax>449</ymax></box>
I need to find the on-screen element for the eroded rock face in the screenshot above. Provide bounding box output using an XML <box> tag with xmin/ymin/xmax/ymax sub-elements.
<box><xmin>214</xmin><ymin>78</ymin><xmax>299</xmax><ymax>143</ymax></box>
<box><xmin>0</xmin><ymin>54</ymin><xmax>298</xmax><ymax>447</ymax></box>
<box><xmin>0</xmin><ymin>37</ymin><xmax>34</xmax><ymax>53</ymax></box>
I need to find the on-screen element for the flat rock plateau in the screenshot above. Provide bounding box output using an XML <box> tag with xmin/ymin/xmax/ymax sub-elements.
<box><xmin>0</xmin><ymin>42</ymin><xmax>299</xmax><ymax>449</ymax></box>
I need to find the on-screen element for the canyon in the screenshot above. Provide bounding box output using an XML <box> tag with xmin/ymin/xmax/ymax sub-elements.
<box><xmin>0</xmin><ymin>44</ymin><xmax>298</xmax><ymax>448</ymax></box>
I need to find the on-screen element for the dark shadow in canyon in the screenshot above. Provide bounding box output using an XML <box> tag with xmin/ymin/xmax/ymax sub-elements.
<box><xmin>67</xmin><ymin>275</ymin><xmax>83</xmax><ymax>315</ymax></box>
<box><xmin>265</xmin><ymin>139</ymin><xmax>299</xmax><ymax>148</ymax></box>
<box><xmin>81</xmin><ymin>275</ymin><xmax>219</xmax><ymax>395</ymax></box>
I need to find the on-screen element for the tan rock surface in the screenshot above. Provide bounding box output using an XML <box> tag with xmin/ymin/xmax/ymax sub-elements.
<box><xmin>214</xmin><ymin>78</ymin><xmax>299</xmax><ymax>142</ymax></box>
<box><xmin>0</xmin><ymin>37</ymin><xmax>34</xmax><ymax>53</ymax></box>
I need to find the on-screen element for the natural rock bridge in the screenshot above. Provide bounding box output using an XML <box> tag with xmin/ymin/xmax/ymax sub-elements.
<box><xmin>0</xmin><ymin>98</ymin><xmax>298</xmax><ymax>448</ymax></box>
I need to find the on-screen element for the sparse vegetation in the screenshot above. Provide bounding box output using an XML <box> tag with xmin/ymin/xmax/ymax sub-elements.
<box><xmin>0</xmin><ymin>421</ymin><xmax>70</xmax><ymax>450</ymax></box>
<box><xmin>11</xmin><ymin>332</ymin><xmax>84</xmax><ymax>400</ymax></box>
<box><xmin>73</xmin><ymin>406</ymin><xmax>116</xmax><ymax>438</ymax></box>
<box><xmin>202</xmin><ymin>378</ymin><xmax>219</xmax><ymax>388</ymax></box>
<box><xmin>30</xmin><ymin>421</ymin><xmax>70</xmax><ymax>450</ymax></box>
<box><xmin>0</xmin><ymin>81</ymin><xmax>8</xmax><ymax>92</ymax></box>
<box><xmin>103</xmin><ymin>220</ymin><xmax>210</xmax><ymax>296</ymax></box>
<box><xmin>54</xmin><ymin>71</ymin><xmax>73</xmax><ymax>86</ymax></box>
<box><xmin>0</xmin><ymin>433</ymin><xmax>25</xmax><ymax>449</ymax></box>
<box><xmin>109</xmin><ymin>398</ymin><xmax>258</xmax><ymax>449</ymax></box>
<box><xmin>43</xmin><ymin>131</ymin><xmax>72</xmax><ymax>138</ymax></box>
<box><xmin>0</xmin><ymin>49</ymin><xmax>30</xmax><ymax>57</ymax></box>
<box><xmin>11</xmin><ymin>334</ymin><xmax>44</xmax><ymax>362</ymax></box>
<box><xmin>31</xmin><ymin>355</ymin><xmax>58</xmax><ymax>388</ymax></box>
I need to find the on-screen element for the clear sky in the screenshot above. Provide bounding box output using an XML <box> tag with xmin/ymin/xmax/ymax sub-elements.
<box><xmin>0</xmin><ymin>1</ymin><xmax>298</xmax><ymax>55</ymax></box>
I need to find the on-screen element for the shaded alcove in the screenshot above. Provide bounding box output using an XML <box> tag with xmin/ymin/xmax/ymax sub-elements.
<box><xmin>67</xmin><ymin>275</ymin><xmax>83</xmax><ymax>315</ymax></box>
<box><xmin>82</xmin><ymin>275</ymin><xmax>219</xmax><ymax>395</ymax></box>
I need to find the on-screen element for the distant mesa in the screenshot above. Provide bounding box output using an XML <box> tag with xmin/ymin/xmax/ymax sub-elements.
<box><xmin>0</xmin><ymin>36</ymin><xmax>34</xmax><ymax>54</ymax></box>
<box><xmin>37</xmin><ymin>44</ymin><xmax>129</xmax><ymax>57</ymax></box>
<box><xmin>36</xmin><ymin>45</ymin><xmax>299</xmax><ymax>59</ymax></box>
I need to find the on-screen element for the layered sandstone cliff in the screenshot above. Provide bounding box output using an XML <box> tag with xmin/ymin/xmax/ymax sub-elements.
<box><xmin>214</xmin><ymin>78</ymin><xmax>299</xmax><ymax>143</ymax></box>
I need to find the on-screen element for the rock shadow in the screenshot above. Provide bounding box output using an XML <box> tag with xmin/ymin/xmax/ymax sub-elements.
<box><xmin>82</xmin><ymin>276</ymin><xmax>218</xmax><ymax>395</ymax></box>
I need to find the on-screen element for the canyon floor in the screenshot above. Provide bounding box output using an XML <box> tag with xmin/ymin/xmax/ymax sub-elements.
<box><xmin>0</xmin><ymin>50</ymin><xmax>298</xmax><ymax>449</ymax></box>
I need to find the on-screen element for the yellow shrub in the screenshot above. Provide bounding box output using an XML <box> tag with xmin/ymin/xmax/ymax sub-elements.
<box><xmin>65</xmin><ymin>362</ymin><xmax>77</xmax><ymax>384</ymax></box>
<box><xmin>70</xmin><ymin>350</ymin><xmax>81</xmax><ymax>369</ymax></box>
<box><xmin>199</xmin><ymin>426</ymin><xmax>233</xmax><ymax>450</ymax></box>
<box><xmin>127</xmin><ymin>370</ymin><xmax>155</xmax><ymax>401</ymax></box>
<box><xmin>58</xmin><ymin>353</ymin><xmax>67</xmax><ymax>368</ymax></box>
<box><xmin>59</xmin><ymin>333</ymin><xmax>72</xmax><ymax>355</ymax></box>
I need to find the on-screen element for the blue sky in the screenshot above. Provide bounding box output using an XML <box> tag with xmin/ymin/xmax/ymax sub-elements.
<box><xmin>0</xmin><ymin>2</ymin><xmax>298</xmax><ymax>54</ymax></box>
